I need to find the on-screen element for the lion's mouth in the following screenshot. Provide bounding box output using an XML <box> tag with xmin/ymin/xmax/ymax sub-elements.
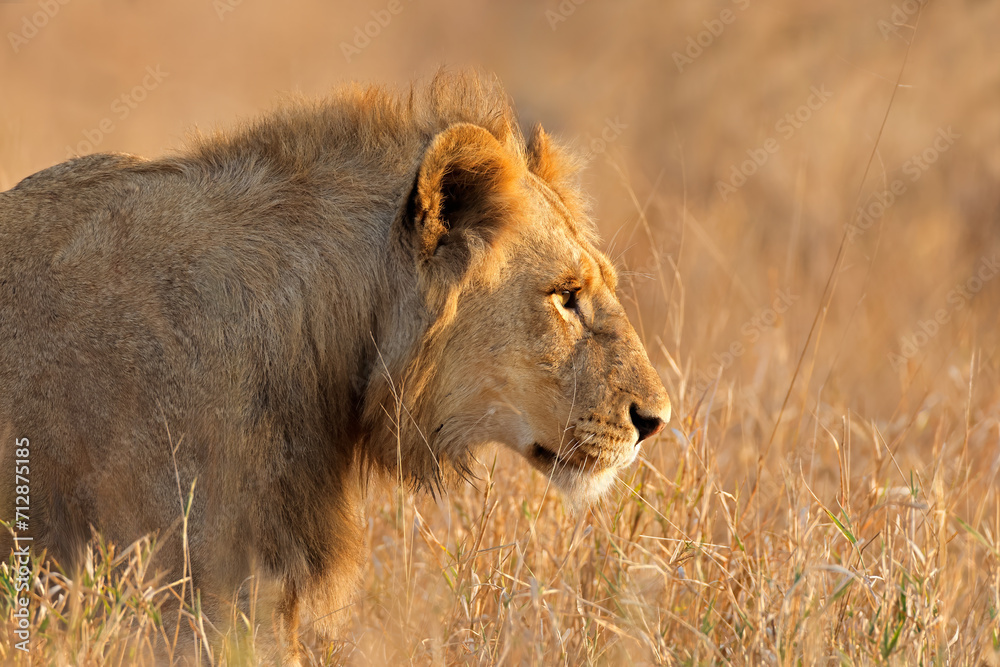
<box><xmin>530</xmin><ymin>442</ymin><xmax>609</xmax><ymax>474</ymax></box>
<box><xmin>527</xmin><ymin>441</ymin><xmax>628</xmax><ymax>506</ymax></box>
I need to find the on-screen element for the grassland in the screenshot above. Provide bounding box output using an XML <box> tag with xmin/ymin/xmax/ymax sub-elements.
<box><xmin>2</xmin><ymin>0</ymin><xmax>999</xmax><ymax>664</ymax></box>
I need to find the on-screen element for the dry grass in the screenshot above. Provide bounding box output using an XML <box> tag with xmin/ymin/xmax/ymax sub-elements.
<box><xmin>2</xmin><ymin>0</ymin><xmax>1000</xmax><ymax>664</ymax></box>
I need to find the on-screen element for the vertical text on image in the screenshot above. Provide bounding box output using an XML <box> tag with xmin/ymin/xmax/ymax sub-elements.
<box><xmin>11</xmin><ymin>436</ymin><xmax>32</xmax><ymax>652</ymax></box>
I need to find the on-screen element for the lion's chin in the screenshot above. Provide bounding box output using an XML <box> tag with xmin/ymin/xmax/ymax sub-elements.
<box><xmin>545</xmin><ymin>466</ymin><xmax>619</xmax><ymax>510</ymax></box>
<box><xmin>520</xmin><ymin>440</ymin><xmax>632</xmax><ymax>508</ymax></box>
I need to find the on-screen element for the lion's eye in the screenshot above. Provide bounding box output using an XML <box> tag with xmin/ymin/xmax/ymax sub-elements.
<box><xmin>557</xmin><ymin>289</ymin><xmax>579</xmax><ymax>311</ymax></box>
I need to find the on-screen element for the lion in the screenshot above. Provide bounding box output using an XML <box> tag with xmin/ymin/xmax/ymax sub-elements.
<box><xmin>0</xmin><ymin>73</ymin><xmax>670</xmax><ymax>661</ymax></box>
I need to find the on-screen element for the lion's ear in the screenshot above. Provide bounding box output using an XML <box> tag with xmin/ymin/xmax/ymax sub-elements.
<box><xmin>408</xmin><ymin>123</ymin><xmax>521</xmax><ymax>282</ymax></box>
<box><xmin>526</xmin><ymin>124</ymin><xmax>586</xmax><ymax>212</ymax></box>
<box><xmin>527</xmin><ymin>124</ymin><xmax>565</xmax><ymax>185</ymax></box>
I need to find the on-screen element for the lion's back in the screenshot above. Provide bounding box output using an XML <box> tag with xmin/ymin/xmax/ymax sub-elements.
<box><xmin>0</xmin><ymin>142</ymin><xmax>376</xmax><ymax>571</ymax></box>
<box><xmin>0</xmin><ymin>154</ymin><xmax>225</xmax><ymax>563</ymax></box>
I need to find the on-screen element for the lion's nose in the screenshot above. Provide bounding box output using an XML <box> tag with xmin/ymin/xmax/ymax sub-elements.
<box><xmin>629</xmin><ymin>403</ymin><xmax>667</xmax><ymax>443</ymax></box>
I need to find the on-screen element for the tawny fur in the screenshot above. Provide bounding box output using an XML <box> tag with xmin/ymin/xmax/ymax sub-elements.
<box><xmin>0</xmin><ymin>72</ymin><xmax>669</xmax><ymax>658</ymax></box>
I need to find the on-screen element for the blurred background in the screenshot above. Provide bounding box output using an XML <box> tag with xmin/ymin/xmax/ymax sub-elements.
<box><xmin>3</xmin><ymin>1</ymin><xmax>999</xmax><ymax>662</ymax></box>
<box><xmin>3</xmin><ymin>0</ymin><xmax>997</xmax><ymax>428</ymax></box>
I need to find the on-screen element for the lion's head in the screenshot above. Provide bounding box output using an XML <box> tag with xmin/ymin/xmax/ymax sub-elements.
<box><xmin>375</xmin><ymin>114</ymin><xmax>670</xmax><ymax>505</ymax></box>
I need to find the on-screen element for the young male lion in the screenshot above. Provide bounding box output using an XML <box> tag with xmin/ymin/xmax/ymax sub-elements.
<box><xmin>0</xmin><ymin>73</ymin><xmax>670</xmax><ymax>660</ymax></box>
